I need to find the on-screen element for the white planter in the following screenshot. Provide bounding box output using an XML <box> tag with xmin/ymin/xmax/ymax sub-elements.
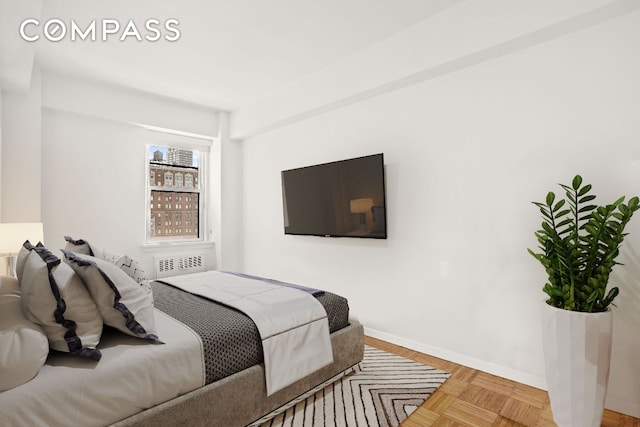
<box><xmin>541</xmin><ymin>301</ymin><xmax>613</xmax><ymax>427</ymax></box>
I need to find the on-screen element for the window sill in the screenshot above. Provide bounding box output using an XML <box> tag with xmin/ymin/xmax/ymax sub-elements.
<box><xmin>140</xmin><ymin>240</ymin><xmax>215</xmax><ymax>252</ymax></box>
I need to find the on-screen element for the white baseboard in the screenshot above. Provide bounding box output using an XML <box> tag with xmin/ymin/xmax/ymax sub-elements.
<box><xmin>364</xmin><ymin>326</ymin><xmax>547</xmax><ymax>390</ymax></box>
<box><xmin>364</xmin><ymin>327</ymin><xmax>640</xmax><ymax>418</ymax></box>
<box><xmin>605</xmin><ymin>396</ymin><xmax>640</xmax><ymax>419</ymax></box>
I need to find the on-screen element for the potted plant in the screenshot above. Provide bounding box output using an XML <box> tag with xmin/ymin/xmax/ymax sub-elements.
<box><xmin>528</xmin><ymin>174</ymin><xmax>639</xmax><ymax>427</ymax></box>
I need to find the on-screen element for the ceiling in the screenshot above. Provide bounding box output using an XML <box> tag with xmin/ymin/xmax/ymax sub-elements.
<box><xmin>13</xmin><ymin>0</ymin><xmax>460</xmax><ymax>111</ymax></box>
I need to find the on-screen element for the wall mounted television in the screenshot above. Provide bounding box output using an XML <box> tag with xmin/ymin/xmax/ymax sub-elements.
<box><xmin>281</xmin><ymin>153</ymin><xmax>387</xmax><ymax>239</ymax></box>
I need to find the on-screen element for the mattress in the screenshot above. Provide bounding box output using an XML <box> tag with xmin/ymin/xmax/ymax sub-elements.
<box><xmin>0</xmin><ymin>277</ymin><xmax>351</xmax><ymax>427</ymax></box>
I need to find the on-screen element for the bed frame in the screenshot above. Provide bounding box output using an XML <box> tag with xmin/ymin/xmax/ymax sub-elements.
<box><xmin>110</xmin><ymin>321</ymin><xmax>364</xmax><ymax>427</ymax></box>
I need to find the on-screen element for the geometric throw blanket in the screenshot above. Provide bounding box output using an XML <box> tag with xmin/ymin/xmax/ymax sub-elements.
<box><xmin>248</xmin><ymin>346</ymin><xmax>451</xmax><ymax>427</ymax></box>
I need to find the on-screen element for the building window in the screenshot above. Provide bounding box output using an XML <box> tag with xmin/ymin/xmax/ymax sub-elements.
<box><xmin>163</xmin><ymin>172</ymin><xmax>174</xmax><ymax>187</ymax></box>
<box><xmin>146</xmin><ymin>135</ymin><xmax>210</xmax><ymax>243</ymax></box>
<box><xmin>185</xmin><ymin>173</ymin><xmax>194</xmax><ymax>189</ymax></box>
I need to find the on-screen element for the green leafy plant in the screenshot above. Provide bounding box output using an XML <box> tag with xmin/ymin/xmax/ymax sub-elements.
<box><xmin>528</xmin><ymin>175</ymin><xmax>639</xmax><ymax>312</ymax></box>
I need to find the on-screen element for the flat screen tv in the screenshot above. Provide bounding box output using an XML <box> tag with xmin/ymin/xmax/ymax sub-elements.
<box><xmin>281</xmin><ymin>153</ymin><xmax>387</xmax><ymax>239</ymax></box>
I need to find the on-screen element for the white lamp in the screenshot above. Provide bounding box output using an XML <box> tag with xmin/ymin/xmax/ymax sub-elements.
<box><xmin>0</xmin><ymin>223</ymin><xmax>44</xmax><ymax>277</ymax></box>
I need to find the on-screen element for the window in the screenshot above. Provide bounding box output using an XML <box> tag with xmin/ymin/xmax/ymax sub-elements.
<box><xmin>185</xmin><ymin>173</ymin><xmax>194</xmax><ymax>188</ymax></box>
<box><xmin>146</xmin><ymin>131</ymin><xmax>211</xmax><ymax>243</ymax></box>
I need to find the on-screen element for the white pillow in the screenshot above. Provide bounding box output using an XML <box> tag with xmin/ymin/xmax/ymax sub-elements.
<box><xmin>0</xmin><ymin>276</ymin><xmax>20</xmax><ymax>296</ymax></box>
<box><xmin>21</xmin><ymin>247</ymin><xmax>103</xmax><ymax>360</ymax></box>
<box><xmin>0</xmin><ymin>293</ymin><xmax>49</xmax><ymax>391</ymax></box>
<box><xmin>62</xmin><ymin>250</ymin><xmax>159</xmax><ymax>342</ymax></box>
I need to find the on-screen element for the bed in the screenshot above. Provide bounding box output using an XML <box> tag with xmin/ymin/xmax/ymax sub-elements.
<box><xmin>0</xmin><ymin>257</ymin><xmax>364</xmax><ymax>427</ymax></box>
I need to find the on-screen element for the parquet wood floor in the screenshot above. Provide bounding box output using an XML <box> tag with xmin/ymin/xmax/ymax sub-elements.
<box><xmin>364</xmin><ymin>336</ymin><xmax>640</xmax><ymax>427</ymax></box>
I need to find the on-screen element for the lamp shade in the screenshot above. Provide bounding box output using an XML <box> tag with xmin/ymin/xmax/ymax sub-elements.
<box><xmin>0</xmin><ymin>223</ymin><xmax>44</xmax><ymax>255</ymax></box>
<box><xmin>350</xmin><ymin>198</ymin><xmax>374</xmax><ymax>214</ymax></box>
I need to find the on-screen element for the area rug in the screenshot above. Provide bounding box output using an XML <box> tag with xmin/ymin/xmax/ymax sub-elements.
<box><xmin>248</xmin><ymin>345</ymin><xmax>451</xmax><ymax>427</ymax></box>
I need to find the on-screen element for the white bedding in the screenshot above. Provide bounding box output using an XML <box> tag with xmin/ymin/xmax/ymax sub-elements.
<box><xmin>160</xmin><ymin>271</ymin><xmax>334</xmax><ymax>395</ymax></box>
<box><xmin>0</xmin><ymin>309</ymin><xmax>204</xmax><ymax>427</ymax></box>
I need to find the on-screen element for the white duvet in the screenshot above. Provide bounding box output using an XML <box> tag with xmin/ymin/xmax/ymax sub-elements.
<box><xmin>160</xmin><ymin>271</ymin><xmax>334</xmax><ymax>395</ymax></box>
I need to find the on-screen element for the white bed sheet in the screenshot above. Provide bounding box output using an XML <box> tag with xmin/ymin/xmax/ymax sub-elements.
<box><xmin>0</xmin><ymin>309</ymin><xmax>204</xmax><ymax>427</ymax></box>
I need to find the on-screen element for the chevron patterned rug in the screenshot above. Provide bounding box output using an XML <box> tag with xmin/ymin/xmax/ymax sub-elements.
<box><xmin>248</xmin><ymin>345</ymin><xmax>450</xmax><ymax>427</ymax></box>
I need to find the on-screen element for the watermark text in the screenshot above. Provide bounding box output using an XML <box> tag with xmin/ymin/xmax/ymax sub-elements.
<box><xmin>20</xmin><ymin>18</ymin><xmax>180</xmax><ymax>42</ymax></box>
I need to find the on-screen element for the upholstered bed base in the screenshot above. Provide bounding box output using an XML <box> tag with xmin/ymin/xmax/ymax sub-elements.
<box><xmin>110</xmin><ymin>321</ymin><xmax>364</xmax><ymax>427</ymax></box>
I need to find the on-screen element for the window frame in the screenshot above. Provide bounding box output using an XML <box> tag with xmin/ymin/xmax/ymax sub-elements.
<box><xmin>144</xmin><ymin>129</ymin><xmax>213</xmax><ymax>245</ymax></box>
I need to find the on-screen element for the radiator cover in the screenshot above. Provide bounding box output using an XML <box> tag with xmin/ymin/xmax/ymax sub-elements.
<box><xmin>154</xmin><ymin>253</ymin><xmax>205</xmax><ymax>278</ymax></box>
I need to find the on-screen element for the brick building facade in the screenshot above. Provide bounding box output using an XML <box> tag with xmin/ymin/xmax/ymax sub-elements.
<box><xmin>149</xmin><ymin>162</ymin><xmax>200</xmax><ymax>238</ymax></box>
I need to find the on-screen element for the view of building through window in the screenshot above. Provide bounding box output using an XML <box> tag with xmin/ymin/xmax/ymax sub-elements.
<box><xmin>148</xmin><ymin>145</ymin><xmax>201</xmax><ymax>239</ymax></box>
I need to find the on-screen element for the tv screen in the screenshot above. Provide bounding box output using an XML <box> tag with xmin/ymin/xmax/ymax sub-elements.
<box><xmin>281</xmin><ymin>153</ymin><xmax>387</xmax><ymax>239</ymax></box>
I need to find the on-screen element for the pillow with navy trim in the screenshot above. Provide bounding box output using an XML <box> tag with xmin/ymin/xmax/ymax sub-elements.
<box><xmin>20</xmin><ymin>246</ymin><xmax>103</xmax><ymax>360</ymax></box>
<box><xmin>63</xmin><ymin>236</ymin><xmax>123</xmax><ymax>264</ymax></box>
<box><xmin>16</xmin><ymin>240</ymin><xmax>43</xmax><ymax>283</ymax></box>
<box><xmin>63</xmin><ymin>237</ymin><xmax>153</xmax><ymax>300</ymax></box>
<box><xmin>62</xmin><ymin>250</ymin><xmax>159</xmax><ymax>342</ymax></box>
<box><xmin>63</xmin><ymin>236</ymin><xmax>96</xmax><ymax>256</ymax></box>
<box><xmin>0</xmin><ymin>292</ymin><xmax>49</xmax><ymax>391</ymax></box>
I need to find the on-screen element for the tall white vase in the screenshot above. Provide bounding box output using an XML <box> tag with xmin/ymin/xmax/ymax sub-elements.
<box><xmin>541</xmin><ymin>301</ymin><xmax>613</xmax><ymax>427</ymax></box>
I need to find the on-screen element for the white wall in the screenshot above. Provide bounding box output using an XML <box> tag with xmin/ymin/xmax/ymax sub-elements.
<box><xmin>0</xmin><ymin>88</ymin><xmax>3</xmax><ymax>219</ymax></box>
<box><xmin>1</xmin><ymin>68</ymin><xmax>42</xmax><ymax>222</ymax></box>
<box><xmin>0</xmin><ymin>89</ymin><xmax>4</xmax><ymax>276</ymax></box>
<box><xmin>40</xmin><ymin>74</ymin><xmax>225</xmax><ymax>274</ymax></box>
<box><xmin>42</xmin><ymin>73</ymin><xmax>219</xmax><ymax>138</ymax></box>
<box><xmin>215</xmin><ymin>112</ymin><xmax>244</xmax><ymax>271</ymax></box>
<box><xmin>231</xmin><ymin>0</ymin><xmax>638</xmax><ymax>139</ymax></box>
<box><xmin>1</xmin><ymin>72</ymin><xmax>235</xmax><ymax>276</ymax></box>
<box><xmin>240</xmin><ymin>9</ymin><xmax>640</xmax><ymax>417</ymax></box>
<box><xmin>0</xmin><ymin>0</ymin><xmax>41</xmax><ymax>93</ymax></box>
<box><xmin>41</xmin><ymin>109</ymin><xmax>145</xmax><ymax>251</ymax></box>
